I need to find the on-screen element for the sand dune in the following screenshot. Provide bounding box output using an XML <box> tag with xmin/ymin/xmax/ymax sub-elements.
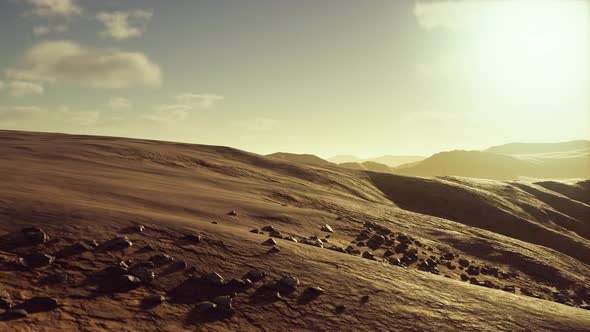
<box><xmin>1</xmin><ymin>130</ymin><xmax>589</xmax><ymax>331</ymax></box>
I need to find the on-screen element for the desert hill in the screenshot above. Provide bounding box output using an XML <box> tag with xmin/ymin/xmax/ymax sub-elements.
<box><xmin>329</xmin><ymin>155</ymin><xmax>425</xmax><ymax>167</ymax></box>
<box><xmin>338</xmin><ymin>161</ymin><xmax>395</xmax><ymax>174</ymax></box>
<box><xmin>266</xmin><ymin>152</ymin><xmax>334</xmax><ymax>167</ymax></box>
<box><xmin>396</xmin><ymin>141</ymin><xmax>590</xmax><ymax>180</ymax></box>
<box><xmin>0</xmin><ymin>130</ymin><xmax>589</xmax><ymax>331</ymax></box>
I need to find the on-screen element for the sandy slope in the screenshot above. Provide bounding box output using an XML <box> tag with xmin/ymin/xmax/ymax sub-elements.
<box><xmin>0</xmin><ymin>130</ymin><xmax>589</xmax><ymax>331</ymax></box>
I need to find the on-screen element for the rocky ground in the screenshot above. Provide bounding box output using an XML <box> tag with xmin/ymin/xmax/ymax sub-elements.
<box><xmin>0</xmin><ymin>130</ymin><xmax>589</xmax><ymax>331</ymax></box>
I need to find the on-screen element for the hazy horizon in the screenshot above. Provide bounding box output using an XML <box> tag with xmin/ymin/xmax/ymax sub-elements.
<box><xmin>0</xmin><ymin>0</ymin><xmax>588</xmax><ymax>158</ymax></box>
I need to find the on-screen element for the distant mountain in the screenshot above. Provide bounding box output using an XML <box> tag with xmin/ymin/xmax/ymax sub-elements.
<box><xmin>266</xmin><ymin>152</ymin><xmax>334</xmax><ymax>166</ymax></box>
<box><xmin>328</xmin><ymin>155</ymin><xmax>425</xmax><ymax>167</ymax></box>
<box><xmin>396</xmin><ymin>141</ymin><xmax>590</xmax><ymax>180</ymax></box>
<box><xmin>365</xmin><ymin>155</ymin><xmax>426</xmax><ymax>167</ymax></box>
<box><xmin>339</xmin><ymin>161</ymin><xmax>395</xmax><ymax>173</ymax></box>
<box><xmin>327</xmin><ymin>155</ymin><xmax>361</xmax><ymax>164</ymax></box>
<box><xmin>486</xmin><ymin>140</ymin><xmax>590</xmax><ymax>155</ymax></box>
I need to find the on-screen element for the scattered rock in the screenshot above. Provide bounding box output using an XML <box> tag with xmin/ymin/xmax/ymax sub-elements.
<box><xmin>245</xmin><ymin>270</ymin><xmax>266</xmax><ymax>282</ymax></box>
<box><xmin>150</xmin><ymin>253</ymin><xmax>174</xmax><ymax>266</ymax></box>
<box><xmin>283</xmin><ymin>236</ymin><xmax>298</xmax><ymax>243</ymax></box>
<box><xmin>263</xmin><ymin>238</ymin><xmax>278</xmax><ymax>246</ymax></box>
<box><xmin>143</xmin><ymin>295</ymin><xmax>166</xmax><ymax>306</ymax></box>
<box><xmin>43</xmin><ymin>272</ymin><xmax>68</xmax><ymax>284</ymax></box>
<box><xmin>226</xmin><ymin>210</ymin><xmax>238</xmax><ymax>216</ymax></box>
<box><xmin>19</xmin><ymin>253</ymin><xmax>55</xmax><ymax>268</ymax></box>
<box><xmin>261</xmin><ymin>226</ymin><xmax>275</xmax><ymax>232</ymax></box>
<box><xmin>278</xmin><ymin>276</ymin><xmax>300</xmax><ymax>293</ymax></box>
<box><xmin>345</xmin><ymin>246</ymin><xmax>361</xmax><ymax>255</ymax></box>
<box><xmin>99</xmin><ymin>236</ymin><xmax>133</xmax><ymax>251</ymax></box>
<box><xmin>205</xmin><ymin>272</ymin><xmax>225</xmax><ymax>286</ymax></box>
<box><xmin>383</xmin><ymin>249</ymin><xmax>395</xmax><ymax>257</ymax></box>
<box><xmin>212</xmin><ymin>295</ymin><xmax>235</xmax><ymax>315</ymax></box>
<box><xmin>458</xmin><ymin>258</ymin><xmax>470</xmax><ymax>268</ymax></box>
<box><xmin>321</xmin><ymin>224</ymin><xmax>334</xmax><ymax>233</ymax></box>
<box><xmin>133</xmin><ymin>224</ymin><xmax>145</xmax><ymax>232</ymax></box>
<box><xmin>335</xmin><ymin>304</ymin><xmax>346</xmax><ymax>314</ymax></box>
<box><xmin>467</xmin><ymin>266</ymin><xmax>480</xmax><ymax>276</ymax></box>
<box><xmin>250</xmin><ymin>228</ymin><xmax>260</xmax><ymax>234</ymax></box>
<box><xmin>0</xmin><ymin>289</ymin><xmax>11</xmax><ymax>309</ymax></box>
<box><xmin>300</xmin><ymin>237</ymin><xmax>323</xmax><ymax>248</ymax></box>
<box><xmin>196</xmin><ymin>301</ymin><xmax>217</xmax><ymax>313</ymax></box>
<box><xmin>130</xmin><ymin>266</ymin><xmax>156</xmax><ymax>283</ymax></box>
<box><xmin>114</xmin><ymin>275</ymin><xmax>142</xmax><ymax>292</ymax></box>
<box><xmin>460</xmin><ymin>274</ymin><xmax>469</xmax><ymax>281</ymax></box>
<box><xmin>362</xmin><ymin>251</ymin><xmax>375</xmax><ymax>260</ymax></box>
<box><xmin>360</xmin><ymin>295</ymin><xmax>370</xmax><ymax>303</ymax></box>
<box><xmin>184</xmin><ymin>234</ymin><xmax>203</xmax><ymax>243</ymax></box>
<box><xmin>328</xmin><ymin>245</ymin><xmax>346</xmax><ymax>253</ymax></box>
<box><xmin>268</xmin><ymin>246</ymin><xmax>281</xmax><ymax>253</ymax></box>
<box><xmin>366</xmin><ymin>234</ymin><xmax>386</xmax><ymax>250</ymax></box>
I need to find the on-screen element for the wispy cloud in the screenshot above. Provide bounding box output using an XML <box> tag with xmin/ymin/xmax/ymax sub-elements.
<box><xmin>33</xmin><ymin>25</ymin><xmax>68</xmax><ymax>36</ymax></box>
<box><xmin>97</xmin><ymin>10</ymin><xmax>153</xmax><ymax>41</ymax></box>
<box><xmin>8</xmin><ymin>81</ymin><xmax>44</xmax><ymax>97</ymax></box>
<box><xmin>6</xmin><ymin>40</ymin><xmax>161</xmax><ymax>88</ymax></box>
<box><xmin>174</xmin><ymin>93</ymin><xmax>224</xmax><ymax>109</ymax></box>
<box><xmin>26</xmin><ymin>0</ymin><xmax>81</xmax><ymax>17</ymax></box>
<box><xmin>0</xmin><ymin>105</ymin><xmax>46</xmax><ymax>123</ymax></box>
<box><xmin>107</xmin><ymin>97</ymin><xmax>132</xmax><ymax>110</ymax></box>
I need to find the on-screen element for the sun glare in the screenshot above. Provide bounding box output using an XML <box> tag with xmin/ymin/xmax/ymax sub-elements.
<box><xmin>469</xmin><ymin>0</ymin><xmax>589</xmax><ymax>109</ymax></box>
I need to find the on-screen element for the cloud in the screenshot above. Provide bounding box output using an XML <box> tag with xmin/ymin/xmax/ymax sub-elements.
<box><xmin>0</xmin><ymin>81</ymin><xmax>4</xmax><ymax>90</ymax></box>
<box><xmin>8</xmin><ymin>81</ymin><xmax>44</xmax><ymax>97</ymax></box>
<box><xmin>143</xmin><ymin>104</ymin><xmax>192</xmax><ymax>122</ymax></box>
<box><xmin>107</xmin><ymin>97</ymin><xmax>132</xmax><ymax>109</ymax></box>
<box><xmin>174</xmin><ymin>93</ymin><xmax>224</xmax><ymax>108</ymax></box>
<box><xmin>235</xmin><ymin>118</ymin><xmax>277</xmax><ymax>132</ymax></box>
<box><xmin>0</xmin><ymin>106</ymin><xmax>46</xmax><ymax>122</ymax></box>
<box><xmin>57</xmin><ymin>108</ymin><xmax>99</xmax><ymax>125</ymax></box>
<box><xmin>5</xmin><ymin>40</ymin><xmax>161</xmax><ymax>88</ymax></box>
<box><xmin>33</xmin><ymin>25</ymin><xmax>68</xmax><ymax>36</ymax></box>
<box><xmin>27</xmin><ymin>0</ymin><xmax>81</xmax><ymax>17</ymax></box>
<box><xmin>97</xmin><ymin>10</ymin><xmax>153</xmax><ymax>40</ymax></box>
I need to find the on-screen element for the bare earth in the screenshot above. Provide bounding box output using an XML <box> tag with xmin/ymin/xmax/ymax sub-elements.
<box><xmin>0</xmin><ymin>130</ymin><xmax>589</xmax><ymax>331</ymax></box>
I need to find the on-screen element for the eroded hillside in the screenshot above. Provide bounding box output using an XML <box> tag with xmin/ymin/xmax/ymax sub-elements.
<box><xmin>0</xmin><ymin>130</ymin><xmax>589</xmax><ymax>331</ymax></box>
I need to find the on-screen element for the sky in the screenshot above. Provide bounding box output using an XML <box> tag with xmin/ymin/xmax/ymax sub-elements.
<box><xmin>0</xmin><ymin>0</ymin><xmax>588</xmax><ymax>158</ymax></box>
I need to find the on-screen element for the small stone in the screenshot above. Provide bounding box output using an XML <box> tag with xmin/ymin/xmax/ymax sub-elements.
<box><xmin>261</xmin><ymin>225</ymin><xmax>275</xmax><ymax>232</ymax></box>
<box><xmin>212</xmin><ymin>295</ymin><xmax>233</xmax><ymax>311</ymax></box>
<box><xmin>133</xmin><ymin>224</ymin><xmax>145</xmax><ymax>232</ymax></box>
<box><xmin>321</xmin><ymin>224</ymin><xmax>334</xmax><ymax>233</ymax></box>
<box><xmin>383</xmin><ymin>249</ymin><xmax>395</xmax><ymax>257</ymax></box>
<box><xmin>279</xmin><ymin>276</ymin><xmax>300</xmax><ymax>292</ymax></box>
<box><xmin>227</xmin><ymin>210</ymin><xmax>238</xmax><ymax>216</ymax></box>
<box><xmin>245</xmin><ymin>270</ymin><xmax>266</xmax><ymax>282</ymax></box>
<box><xmin>460</xmin><ymin>274</ymin><xmax>469</xmax><ymax>281</ymax></box>
<box><xmin>263</xmin><ymin>238</ymin><xmax>278</xmax><ymax>246</ymax></box>
<box><xmin>44</xmin><ymin>272</ymin><xmax>68</xmax><ymax>284</ymax></box>
<box><xmin>184</xmin><ymin>234</ymin><xmax>203</xmax><ymax>243</ymax></box>
<box><xmin>99</xmin><ymin>236</ymin><xmax>133</xmax><ymax>251</ymax></box>
<box><xmin>19</xmin><ymin>253</ymin><xmax>55</xmax><ymax>268</ymax></box>
<box><xmin>283</xmin><ymin>236</ymin><xmax>298</xmax><ymax>243</ymax></box>
<box><xmin>345</xmin><ymin>246</ymin><xmax>361</xmax><ymax>255</ymax></box>
<box><xmin>205</xmin><ymin>272</ymin><xmax>225</xmax><ymax>286</ymax></box>
<box><xmin>143</xmin><ymin>294</ymin><xmax>165</xmax><ymax>306</ymax></box>
<box><xmin>467</xmin><ymin>265</ymin><xmax>480</xmax><ymax>276</ymax></box>
<box><xmin>150</xmin><ymin>253</ymin><xmax>174</xmax><ymax>266</ymax></box>
<box><xmin>130</xmin><ymin>266</ymin><xmax>156</xmax><ymax>283</ymax></box>
<box><xmin>250</xmin><ymin>228</ymin><xmax>260</xmax><ymax>233</ymax></box>
<box><xmin>360</xmin><ymin>295</ymin><xmax>369</xmax><ymax>303</ymax></box>
<box><xmin>116</xmin><ymin>275</ymin><xmax>142</xmax><ymax>291</ymax></box>
<box><xmin>196</xmin><ymin>301</ymin><xmax>217</xmax><ymax>313</ymax></box>
<box><xmin>362</xmin><ymin>251</ymin><xmax>375</xmax><ymax>260</ymax></box>
<box><xmin>268</xmin><ymin>246</ymin><xmax>281</xmax><ymax>253</ymax></box>
<box><xmin>335</xmin><ymin>304</ymin><xmax>346</xmax><ymax>313</ymax></box>
<box><xmin>458</xmin><ymin>258</ymin><xmax>470</xmax><ymax>267</ymax></box>
<box><xmin>0</xmin><ymin>288</ymin><xmax>12</xmax><ymax>309</ymax></box>
<box><xmin>366</xmin><ymin>234</ymin><xmax>386</xmax><ymax>249</ymax></box>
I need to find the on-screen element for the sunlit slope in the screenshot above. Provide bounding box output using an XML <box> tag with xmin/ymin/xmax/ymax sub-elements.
<box><xmin>0</xmin><ymin>130</ymin><xmax>589</xmax><ymax>331</ymax></box>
